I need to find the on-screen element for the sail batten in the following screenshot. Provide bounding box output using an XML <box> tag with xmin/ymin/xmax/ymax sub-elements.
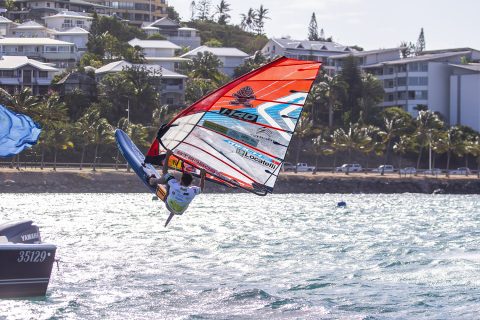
<box><xmin>146</xmin><ymin>57</ymin><xmax>322</xmax><ymax>195</ymax></box>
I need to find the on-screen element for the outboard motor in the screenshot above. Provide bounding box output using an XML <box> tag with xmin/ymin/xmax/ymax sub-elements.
<box><xmin>0</xmin><ymin>220</ymin><xmax>41</xmax><ymax>244</ymax></box>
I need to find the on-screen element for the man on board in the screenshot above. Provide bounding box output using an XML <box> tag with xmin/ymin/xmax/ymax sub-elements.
<box><xmin>147</xmin><ymin>150</ymin><xmax>206</xmax><ymax>227</ymax></box>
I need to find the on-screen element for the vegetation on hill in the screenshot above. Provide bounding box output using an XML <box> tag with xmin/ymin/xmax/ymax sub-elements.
<box><xmin>185</xmin><ymin>20</ymin><xmax>268</xmax><ymax>54</ymax></box>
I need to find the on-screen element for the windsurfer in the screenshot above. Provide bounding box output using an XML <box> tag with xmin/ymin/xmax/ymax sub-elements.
<box><xmin>147</xmin><ymin>150</ymin><xmax>206</xmax><ymax>227</ymax></box>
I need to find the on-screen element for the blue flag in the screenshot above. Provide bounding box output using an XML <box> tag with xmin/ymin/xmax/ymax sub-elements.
<box><xmin>0</xmin><ymin>104</ymin><xmax>41</xmax><ymax>158</ymax></box>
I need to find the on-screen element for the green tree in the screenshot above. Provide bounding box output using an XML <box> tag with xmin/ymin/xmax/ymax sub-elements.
<box><xmin>75</xmin><ymin>108</ymin><xmax>99</xmax><ymax>170</ymax></box>
<box><xmin>166</xmin><ymin>6</ymin><xmax>180</xmax><ymax>22</ymax></box>
<box><xmin>123</xmin><ymin>45</ymin><xmax>146</xmax><ymax>63</ymax></box>
<box><xmin>233</xmin><ymin>51</ymin><xmax>267</xmax><ymax>78</ymax></box>
<box><xmin>308</xmin><ymin>13</ymin><xmax>319</xmax><ymax>41</ymax></box>
<box><xmin>433</xmin><ymin>126</ymin><xmax>464</xmax><ymax>177</ymax></box>
<box><xmin>400</xmin><ymin>41</ymin><xmax>415</xmax><ymax>58</ymax></box>
<box><xmin>338</xmin><ymin>56</ymin><xmax>363</xmax><ymax>124</ymax></box>
<box><xmin>204</xmin><ymin>38</ymin><xmax>223</xmax><ymax>47</ymax></box>
<box><xmin>415</xmin><ymin>27</ymin><xmax>426</xmax><ymax>55</ymax></box>
<box><xmin>393</xmin><ymin>135</ymin><xmax>412</xmax><ymax>172</ymax></box>
<box><xmin>184</xmin><ymin>78</ymin><xmax>218</xmax><ymax>104</ymax></box>
<box><xmin>359</xmin><ymin>73</ymin><xmax>384</xmax><ymax>123</ymax></box>
<box><xmin>292</xmin><ymin>113</ymin><xmax>314</xmax><ymax>173</ymax></box>
<box><xmin>196</xmin><ymin>0</ymin><xmax>212</xmax><ymax>20</ymax></box>
<box><xmin>182</xmin><ymin>51</ymin><xmax>226</xmax><ymax>84</ymax></box>
<box><xmin>310</xmin><ymin>72</ymin><xmax>347</xmax><ymax>127</ymax></box>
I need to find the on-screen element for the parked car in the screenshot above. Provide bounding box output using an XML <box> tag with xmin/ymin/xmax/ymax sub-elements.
<box><xmin>372</xmin><ymin>165</ymin><xmax>394</xmax><ymax>173</ymax></box>
<box><xmin>400</xmin><ymin>167</ymin><xmax>416</xmax><ymax>174</ymax></box>
<box><xmin>296</xmin><ymin>163</ymin><xmax>315</xmax><ymax>172</ymax></box>
<box><xmin>282</xmin><ymin>162</ymin><xmax>295</xmax><ymax>172</ymax></box>
<box><xmin>335</xmin><ymin>163</ymin><xmax>362</xmax><ymax>173</ymax></box>
<box><xmin>450</xmin><ymin>167</ymin><xmax>471</xmax><ymax>175</ymax></box>
<box><xmin>424</xmin><ymin>168</ymin><xmax>442</xmax><ymax>175</ymax></box>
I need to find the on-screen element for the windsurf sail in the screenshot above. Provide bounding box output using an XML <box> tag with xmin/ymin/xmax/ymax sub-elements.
<box><xmin>0</xmin><ymin>104</ymin><xmax>41</xmax><ymax>158</ymax></box>
<box><xmin>146</xmin><ymin>57</ymin><xmax>322</xmax><ymax>195</ymax></box>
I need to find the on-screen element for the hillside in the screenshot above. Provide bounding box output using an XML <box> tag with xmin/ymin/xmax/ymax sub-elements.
<box><xmin>185</xmin><ymin>20</ymin><xmax>268</xmax><ymax>54</ymax></box>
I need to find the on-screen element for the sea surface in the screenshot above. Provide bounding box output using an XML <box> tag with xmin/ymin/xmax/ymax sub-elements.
<box><xmin>1</xmin><ymin>193</ymin><xmax>480</xmax><ymax>320</ymax></box>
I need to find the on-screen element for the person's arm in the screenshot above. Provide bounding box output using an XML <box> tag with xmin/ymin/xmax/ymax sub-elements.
<box><xmin>162</xmin><ymin>149</ymin><xmax>172</xmax><ymax>175</ymax></box>
<box><xmin>200</xmin><ymin>169</ymin><xmax>206</xmax><ymax>192</ymax></box>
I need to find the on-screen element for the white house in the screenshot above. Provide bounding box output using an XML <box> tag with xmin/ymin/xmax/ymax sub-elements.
<box><xmin>50</xmin><ymin>27</ymin><xmax>89</xmax><ymax>53</ymax></box>
<box><xmin>95</xmin><ymin>60</ymin><xmax>187</xmax><ymax>105</ymax></box>
<box><xmin>141</xmin><ymin>17</ymin><xmax>201</xmax><ymax>49</ymax></box>
<box><xmin>42</xmin><ymin>11</ymin><xmax>93</xmax><ymax>31</ymax></box>
<box><xmin>128</xmin><ymin>38</ymin><xmax>180</xmax><ymax>57</ymax></box>
<box><xmin>0</xmin><ymin>16</ymin><xmax>17</xmax><ymax>37</ymax></box>
<box><xmin>0</xmin><ymin>38</ymin><xmax>78</xmax><ymax>68</ymax></box>
<box><xmin>0</xmin><ymin>55</ymin><xmax>59</xmax><ymax>95</ymax></box>
<box><xmin>181</xmin><ymin>46</ymin><xmax>249</xmax><ymax>77</ymax></box>
<box><xmin>261</xmin><ymin>38</ymin><xmax>356</xmax><ymax>73</ymax></box>
<box><xmin>9</xmin><ymin>21</ymin><xmax>50</xmax><ymax>38</ymax></box>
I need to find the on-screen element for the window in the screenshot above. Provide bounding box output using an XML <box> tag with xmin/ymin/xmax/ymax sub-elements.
<box><xmin>45</xmin><ymin>46</ymin><xmax>57</xmax><ymax>52</ymax></box>
<box><xmin>409</xmin><ymin>63</ymin><xmax>419</xmax><ymax>72</ymax></box>
<box><xmin>46</xmin><ymin>2</ymin><xmax>50</xmax><ymax>7</ymax></box>
<box><xmin>38</xmin><ymin>71</ymin><xmax>48</xmax><ymax>78</ymax></box>
<box><xmin>408</xmin><ymin>77</ymin><xmax>428</xmax><ymax>86</ymax></box>
<box><xmin>76</xmin><ymin>20</ymin><xmax>84</xmax><ymax>26</ymax></box>
<box><xmin>420</xmin><ymin>63</ymin><xmax>428</xmax><ymax>72</ymax></box>
<box><xmin>58</xmin><ymin>46</ymin><xmax>70</xmax><ymax>52</ymax></box>
<box><xmin>0</xmin><ymin>70</ymin><xmax>15</xmax><ymax>78</ymax></box>
<box><xmin>407</xmin><ymin>90</ymin><xmax>428</xmax><ymax>100</ymax></box>
<box><xmin>397</xmin><ymin>77</ymin><xmax>407</xmax><ymax>86</ymax></box>
<box><xmin>397</xmin><ymin>65</ymin><xmax>407</xmax><ymax>72</ymax></box>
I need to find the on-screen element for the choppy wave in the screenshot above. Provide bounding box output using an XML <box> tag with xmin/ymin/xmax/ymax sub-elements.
<box><xmin>1</xmin><ymin>193</ymin><xmax>480</xmax><ymax>319</ymax></box>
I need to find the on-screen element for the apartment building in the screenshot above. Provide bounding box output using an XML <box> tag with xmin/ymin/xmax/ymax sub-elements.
<box><xmin>0</xmin><ymin>55</ymin><xmax>59</xmax><ymax>95</ymax></box>
<box><xmin>363</xmin><ymin>49</ymin><xmax>480</xmax><ymax>119</ymax></box>
<box><xmin>328</xmin><ymin>48</ymin><xmax>402</xmax><ymax>73</ymax></box>
<box><xmin>42</xmin><ymin>10</ymin><xmax>93</xmax><ymax>31</ymax></box>
<box><xmin>5</xmin><ymin>0</ymin><xmax>108</xmax><ymax>21</ymax></box>
<box><xmin>181</xmin><ymin>46</ymin><xmax>249</xmax><ymax>77</ymax></box>
<box><xmin>0</xmin><ymin>37</ymin><xmax>78</xmax><ymax>68</ymax></box>
<box><xmin>88</xmin><ymin>0</ymin><xmax>167</xmax><ymax>26</ymax></box>
<box><xmin>95</xmin><ymin>60</ymin><xmax>187</xmax><ymax>105</ymax></box>
<box><xmin>141</xmin><ymin>17</ymin><xmax>201</xmax><ymax>49</ymax></box>
<box><xmin>450</xmin><ymin>63</ymin><xmax>480</xmax><ymax>131</ymax></box>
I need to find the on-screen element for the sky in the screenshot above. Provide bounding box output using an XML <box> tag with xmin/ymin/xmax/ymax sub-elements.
<box><xmin>167</xmin><ymin>0</ymin><xmax>480</xmax><ymax>51</ymax></box>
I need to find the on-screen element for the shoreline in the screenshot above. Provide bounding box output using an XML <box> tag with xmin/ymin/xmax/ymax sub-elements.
<box><xmin>1</xmin><ymin>168</ymin><xmax>480</xmax><ymax>194</ymax></box>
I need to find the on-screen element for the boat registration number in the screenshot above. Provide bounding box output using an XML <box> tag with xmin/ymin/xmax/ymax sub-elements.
<box><xmin>17</xmin><ymin>251</ymin><xmax>49</xmax><ymax>263</ymax></box>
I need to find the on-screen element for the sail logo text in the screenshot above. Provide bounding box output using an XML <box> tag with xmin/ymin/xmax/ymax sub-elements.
<box><xmin>225</xmin><ymin>140</ymin><xmax>279</xmax><ymax>169</ymax></box>
<box><xmin>219</xmin><ymin>108</ymin><xmax>258</xmax><ymax>123</ymax></box>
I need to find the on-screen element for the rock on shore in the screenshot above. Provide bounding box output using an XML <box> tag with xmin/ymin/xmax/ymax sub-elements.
<box><xmin>1</xmin><ymin>170</ymin><xmax>480</xmax><ymax>194</ymax></box>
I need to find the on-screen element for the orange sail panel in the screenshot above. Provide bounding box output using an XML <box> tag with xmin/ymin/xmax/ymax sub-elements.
<box><xmin>147</xmin><ymin>57</ymin><xmax>322</xmax><ymax>195</ymax></box>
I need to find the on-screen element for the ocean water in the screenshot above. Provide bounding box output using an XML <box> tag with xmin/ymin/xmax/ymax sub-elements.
<box><xmin>1</xmin><ymin>193</ymin><xmax>480</xmax><ymax>320</ymax></box>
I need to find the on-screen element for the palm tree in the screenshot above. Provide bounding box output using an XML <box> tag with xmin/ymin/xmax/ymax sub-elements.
<box><xmin>311</xmin><ymin>129</ymin><xmax>331</xmax><ymax>174</ymax></box>
<box><xmin>91</xmin><ymin>118</ymin><xmax>113</xmax><ymax>172</ymax></box>
<box><xmin>0</xmin><ymin>87</ymin><xmax>40</xmax><ymax>115</ymax></box>
<box><xmin>240</xmin><ymin>8</ymin><xmax>256</xmax><ymax>32</ymax></box>
<box><xmin>434</xmin><ymin>126</ymin><xmax>465</xmax><ymax>177</ymax></box>
<box><xmin>393</xmin><ymin>135</ymin><xmax>411</xmax><ymax>173</ymax></box>
<box><xmin>33</xmin><ymin>93</ymin><xmax>70</xmax><ymax>170</ymax></box>
<box><xmin>466</xmin><ymin>136</ymin><xmax>480</xmax><ymax>178</ymax></box>
<box><xmin>378</xmin><ymin>115</ymin><xmax>405</xmax><ymax>175</ymax></box>
<box><xmin>254</xmin><ymin>5</ymin><xmax>270</xmax><ymax>34</ymax></box>
<box><xmin>332</xmin><ymin>122</ymin><xmax>371</xmax><ymax>175</ymax></box>
<box><xmin>414</xmin><ymin>110</ymin><xmax>444</xmax><ymax>170</ymax></box>
<box><xmin>292</xmin><ymin>113</ymin><xmax>313</xmax><ymax>173</ymax></box>
<box><xmin>114</xmin><ymin>117</ymin><xmax>130</xmax><ymax>170</ymax></box>
<box><xmin>360</xmin><ymin>124</ymin><xmax>382</xmax><ymax>173</ymax></box>
<box><xmin>215</xmin><ymin>0</ymin><xmax>231</xmax><ymax>24</ymax></box>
